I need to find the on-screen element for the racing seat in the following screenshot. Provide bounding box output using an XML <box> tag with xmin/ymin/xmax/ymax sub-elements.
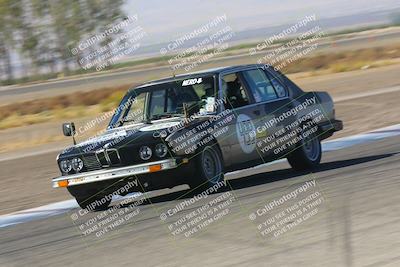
<box><xmin>226</xmin><ymin>80</ymin><xmax>248</xmax><ymax>108</ymax></box>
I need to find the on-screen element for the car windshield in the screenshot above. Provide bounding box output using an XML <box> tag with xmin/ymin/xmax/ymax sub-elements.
<box><xmin>108</xmin><ymin>75</ymin><xmax>217</xmax><ymax>128</ymax></box>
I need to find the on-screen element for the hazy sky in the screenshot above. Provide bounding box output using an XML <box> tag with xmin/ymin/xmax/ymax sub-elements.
<box><xmin>124</xmin><ymin>0</ymin><xmax>400</xmax><ymax>42</ymax></box>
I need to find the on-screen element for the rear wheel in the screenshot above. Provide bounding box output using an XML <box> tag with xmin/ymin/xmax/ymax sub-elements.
<box><xmin>287</xmin><ymin>130</ymin><xmax>321</xmax><ymax>171</ymax></box>
<box><xmin>189</xmin><ymin>145</ymin><xmax>225</xmax><ymax>191</ymax></box>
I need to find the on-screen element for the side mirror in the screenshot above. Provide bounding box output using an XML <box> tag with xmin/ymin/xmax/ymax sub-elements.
<box><xmin>63</xmin><ymin>122</ymin><xmax>77</xmax><ymax>145</ymax></box>
<box><xmin>62</xmin><ymin>122</ymin><xmax>76</xmax><ymax>137</ymax></box>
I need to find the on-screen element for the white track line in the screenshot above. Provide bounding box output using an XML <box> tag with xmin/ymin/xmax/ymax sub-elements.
<box><xmin>334</xmin><ymin>85</ymin><xmax>400</xmax><ymax>102</ymax></box>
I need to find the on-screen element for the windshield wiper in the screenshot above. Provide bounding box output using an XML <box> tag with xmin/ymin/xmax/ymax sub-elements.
<box><xmin>117</xmin><ymin>118</ymin><xmax>146</xmax><ymax>126</ymax></box>
<box><xmin>151</xmin><ymin>113</ymin><xmax>184</xmax><ymax>120</ymax></box>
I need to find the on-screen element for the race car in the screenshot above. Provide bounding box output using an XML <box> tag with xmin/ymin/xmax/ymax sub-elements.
<box><xmin>53</xmin><ymin>64</ymin><xmax>343</xmax><ymax>210</ymax></box>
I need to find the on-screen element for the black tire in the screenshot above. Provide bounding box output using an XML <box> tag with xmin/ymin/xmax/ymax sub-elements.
<box><xmin>76</xmin><ymin>193</ymin><xmax>111</xmax><ymax>211</ymax></box>
<box><xmin>188</xmin><ymin>145</ymin><xmax>225</xmax><ymax>191</ymax></box>
<box><xmin>287</xmin><ymin>130</ymin><xmax>322</xmax><ymax>171</ymax></box>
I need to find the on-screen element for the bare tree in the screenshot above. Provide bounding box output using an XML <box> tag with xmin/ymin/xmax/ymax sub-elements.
<box><xmin>1</xmin><ymin>0</ymin><xmax>127</xmax><ymax>83</ymax></box>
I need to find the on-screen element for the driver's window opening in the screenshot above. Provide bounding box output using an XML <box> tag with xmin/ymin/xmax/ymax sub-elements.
<box><xmin>222</xmin><ymin>73</ymin><xmax>250</xmax><ymax>109</ymax></box>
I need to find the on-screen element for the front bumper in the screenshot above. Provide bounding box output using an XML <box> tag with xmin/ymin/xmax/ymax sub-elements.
<box><xmin>52</xmin><ymin>158</ymin><xmax>180</xmax><ymax>188</ymax></box>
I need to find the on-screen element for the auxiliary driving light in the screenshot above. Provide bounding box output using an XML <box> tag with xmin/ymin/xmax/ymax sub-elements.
<box><xmin>139</xmin><ymin>146</ymin><xmax>152</xmax><ymax>160</ymax></box>
<box><xmin>155</xmin><ymin>143</ymin><xmax>168</xmax><ymax>158</ymax></box>
<box><xmin>59</xmin><ymin>159</ymin><xmax>72</xmax><ymax>173</ymax></box>
<box><xmin>71</xmin><ymin>158</ymin><xmax>84</xmax><ymax>172</ymax></box>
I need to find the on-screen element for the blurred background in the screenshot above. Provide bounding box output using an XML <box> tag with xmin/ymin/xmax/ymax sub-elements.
<box><xmin>1</xmin><ymin>0</ymin><xmax>400</xmax><ymax>83</ymax></box>
<box><xmin>1</xmin><ymin>2</ymin><xmax>400</xmax><ymax>267</ymax></box>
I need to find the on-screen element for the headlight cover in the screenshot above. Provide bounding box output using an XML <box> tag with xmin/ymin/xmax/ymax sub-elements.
<box><xmin>155</xmin><ymin>143</ymin><xmax>168</xmax><ymax>158</ymax></box>
<box><xmin>139</xmin><ymin>146</ymin><xmax>152</xmax><ymax>160</ymax></box>
<box><xmin>71</xmin><ymin>158</ymin><xmax>84</xmax><ymax>172</ymax></box>
<box><xmin>59</xmin><ymin>159</ymin><xmax>72</xmax><ymax>173</ymax></box>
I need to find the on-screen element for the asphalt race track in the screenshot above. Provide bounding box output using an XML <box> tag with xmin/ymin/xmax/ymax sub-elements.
<box><xmin>1</xmin><ymin>132</ymin><xmax>399</xmax><ymax>266</ymax></box>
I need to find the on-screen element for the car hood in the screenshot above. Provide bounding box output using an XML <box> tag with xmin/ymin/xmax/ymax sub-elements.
<box><xmin>59</xmin><ymin>118</ymin><xmax>187</xmax><ymax>158</ymax></box>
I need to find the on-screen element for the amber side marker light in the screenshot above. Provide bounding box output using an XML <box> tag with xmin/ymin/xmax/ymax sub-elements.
<box><xmin>58</xmin><ymin>180</ymin><xmax>69</xmax><ymax>187</ymax></box>
<box><xmin>149</xmin><ymin>164</ymin><xmax>162</xmax><ymax>172</ymax></box>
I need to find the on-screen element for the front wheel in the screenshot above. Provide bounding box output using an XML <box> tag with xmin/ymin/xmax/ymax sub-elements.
<box><xmin>188</xmin><ymin>145</ymin><xmax>225</xmax><ymax>191</ymax></box>
<box><xmin>287</xmin><ymin>131</ymin><xmax>322</xmax><ymax>171</ymax></box>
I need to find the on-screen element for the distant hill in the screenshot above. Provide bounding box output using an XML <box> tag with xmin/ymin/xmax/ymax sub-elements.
<box><xmin>127</xmin><ymin>8</ymin><xmax>400</xmax><ymax>58</ymax></box>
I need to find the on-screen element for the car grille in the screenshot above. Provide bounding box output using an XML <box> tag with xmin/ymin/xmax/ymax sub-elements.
<box><xmin>95</xmin><ymin>149</ymin><xmax>122</xmax><ymax>167</ymax></box>
<box><xmin>96</xmin><ymin>150</ymin><xmax>109</xmax><ymax>166</ymax></box>
<box><xmin>107</xmin><ymin>149</ymin><xmax>121</xmax><ymax>165</ymax></box>
<box><xmin>82</xmin><ymin>154</ymin><xmax>102</xmax><ymax>171</ymax></box>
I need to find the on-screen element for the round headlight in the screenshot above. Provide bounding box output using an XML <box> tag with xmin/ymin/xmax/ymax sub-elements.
<box><xmin>139</xmin><ymin>146</ymin><xmax>152</xmax><ymax>160</ymax></box>
<box><xmin>60</xmin><ymin>159</ymin><xmax>72</xmax><ymax>173</ymax></box>
<box><xmin>71</xmin><ymin>158</ymin><xmax>84</xmax><ymax>172</ymax></box>
<box><xmin>155</xmin><ymin>143</ymin><xmax>168</xmax><ymax>158</ymax></box>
